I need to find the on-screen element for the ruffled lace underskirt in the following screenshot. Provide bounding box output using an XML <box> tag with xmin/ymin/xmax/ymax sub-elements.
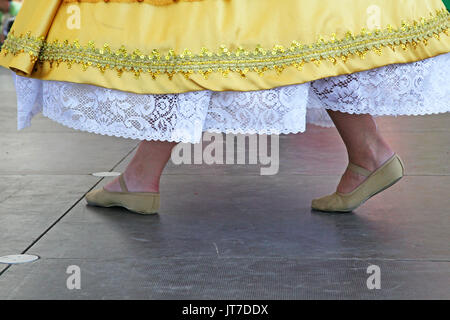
<box><xmin>14</xmin><ymin>52</ymin><xmax>450</xmax><ymax>144</ymax></box>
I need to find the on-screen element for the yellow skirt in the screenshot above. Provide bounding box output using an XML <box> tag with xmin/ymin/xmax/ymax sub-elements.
<box><xmin>1</xmin><ymin>0</ymin><xmax>449</xmax><ymax>94</ymax></box>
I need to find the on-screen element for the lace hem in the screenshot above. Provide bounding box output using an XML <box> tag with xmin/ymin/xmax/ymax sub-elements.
<box><xmin>13</xmin><ymin>52</ymin><xmax>450</xmax><ymax>144</ymax></box>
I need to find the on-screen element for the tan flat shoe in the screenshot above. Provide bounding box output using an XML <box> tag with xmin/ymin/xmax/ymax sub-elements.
<box><xmin>311</xmin><ymin>153</ymin><xmax>405</xmax><ymax>213</ymax></box>
<box><xmin>85</xmin><ymin>173</ymin><xmax>160</xmax><ymax>215</ymax></box>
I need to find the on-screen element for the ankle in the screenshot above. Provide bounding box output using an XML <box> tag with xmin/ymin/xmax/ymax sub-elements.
<box><xmin>348</xmin><ymin>136</ymin><xmax>394</xmax><ymax>171</ymax></box>
<box><xmin>123</xmin><ymin>170</ymin><xmax>161</xmax><ymax>193</ymax></box>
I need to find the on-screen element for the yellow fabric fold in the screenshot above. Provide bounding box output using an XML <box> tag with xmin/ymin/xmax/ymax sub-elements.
<box><xmin>63</xmin><ymin>0</ymin><xmax>205</xmax><ymax>5</ymax></box>
<box><xmin>0</xmin><ymin>0</ymin><xmax>449</xmax><ymax>94</ymax></box>
<box><xmin>0</xmin><ymin>0</ymin><xmax>62</xmax><ymax>75</ymax></box>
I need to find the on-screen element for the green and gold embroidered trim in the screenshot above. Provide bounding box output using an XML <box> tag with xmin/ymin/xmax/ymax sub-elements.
<box><xmin>2</xmin><ymin>9</ymin><xmax>449</xmax><ymax>79</ymax></box>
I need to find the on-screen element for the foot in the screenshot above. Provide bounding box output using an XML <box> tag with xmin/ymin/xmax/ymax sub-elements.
<box><xmin>312</xmin><ymin>153</ymin><xmax>404</xmax><ymax>212</ymax></box>
<box><xmin>103</xmin><ymin>170</ymin><xmax>160</xmax><ymax>193</ymax></box>
<box><xmin>337</xmin><ymin>147</ymin><xmax>395</xmax><ymax>194</ymax></box>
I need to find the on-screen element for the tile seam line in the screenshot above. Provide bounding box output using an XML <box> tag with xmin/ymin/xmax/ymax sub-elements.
<box><xmin>0</xmin><ymin>143</ymin><xmax>139</xmax><ymax>277</ymax></box>
<box><xmin>36</xmin><ymin>257</ymin><xmax>450</xmax><ymax>263</ymax></box>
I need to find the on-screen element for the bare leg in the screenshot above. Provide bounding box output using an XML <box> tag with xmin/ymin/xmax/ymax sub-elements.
<box><xmin>104</xmin><ymin>140</ymin><xmax>177</xmax><ymax>193</ymax></box>
<box><xmin>327</xmin><ymin>110</ymin><xmax>395</xmax><ymax>193</ymax></box>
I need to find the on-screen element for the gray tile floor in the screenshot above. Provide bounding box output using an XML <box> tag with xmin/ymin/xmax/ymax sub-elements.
<box><xmin>0</xmin><ymin>68</ymin><xmax>449</xmax><ymax>299</ymax></box>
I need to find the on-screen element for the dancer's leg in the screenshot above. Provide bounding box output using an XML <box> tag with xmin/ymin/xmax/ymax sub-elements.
<box><xmin>326</xmin><ymin>110</ymin><xmax>395</xmax><ymax>194</ymax></box>
<box><xmin>104</xmin><ymin>140</ymin><xmax>177</xmax><ymax>193</ymax></box>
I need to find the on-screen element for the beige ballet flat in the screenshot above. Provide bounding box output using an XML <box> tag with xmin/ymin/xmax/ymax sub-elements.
<box><xmin>311</xmin><ymin>154</ymin><xmax>405</xmax><ymax>213</ymax></box>
<box><xmin>85</xmin><ymin>173</ymin><xmax>160</xmax><ymax>215</ymax></box>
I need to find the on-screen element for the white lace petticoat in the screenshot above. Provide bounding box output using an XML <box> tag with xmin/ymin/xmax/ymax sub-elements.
<box><xmin>14</xmin><ymin>52</ymin><xmax>450</xmax><ymax>144</ymax></box>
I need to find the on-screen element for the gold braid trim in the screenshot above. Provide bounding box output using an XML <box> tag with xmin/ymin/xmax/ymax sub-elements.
<box><xmin>63</xmin><ymin>0</ymin><xmax>205</xmax><ymax>5</ymax></box>
<box><xmin>2</xmin><ymin>9</ymin><xmax>449</xmax><ymax>79</ymax></box>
